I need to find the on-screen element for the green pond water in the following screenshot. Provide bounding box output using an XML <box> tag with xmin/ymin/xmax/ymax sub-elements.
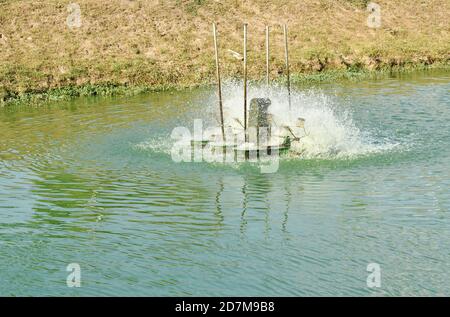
<box><xmin>1</xmin><ymin>70</ymin><xmax>449</xmax><ymax>296</ymax></box>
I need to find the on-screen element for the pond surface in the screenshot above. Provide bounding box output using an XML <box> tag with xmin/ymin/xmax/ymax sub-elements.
<box><xmin>0</xmin><ymin>70</ymin><xmax>449</xmax><ymax>296</ymax></box>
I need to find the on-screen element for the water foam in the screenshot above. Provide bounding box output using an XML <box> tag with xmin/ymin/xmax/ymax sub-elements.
<box><xmin>135</xmin><ymin>81</ymin><xmax>399</xmax><ymax>160</ymax></box>
<box><xmin>218</xmin><ymin>81</ymin><xmax>398</xmax><ymax>159</ymax></box>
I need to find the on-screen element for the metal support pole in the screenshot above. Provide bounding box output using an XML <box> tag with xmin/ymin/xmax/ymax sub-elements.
<box><xmin>266</xmin><ymin>25</ymin><xmax>270</xmax><ymax>86</ymax></box>
<box><xmin>243</xmin><ymin>23</ymin><xmax>248</xmax><ymax>142</ymax></box>
<box><xmin>283</xmin><ymin>24</ymin><xmax>291</xmax><ymax>110</ymax></box>
<box><xmin>213</xmin><ymin>23</ymin><xmax>226</xmax><ymax>142</ymax></box>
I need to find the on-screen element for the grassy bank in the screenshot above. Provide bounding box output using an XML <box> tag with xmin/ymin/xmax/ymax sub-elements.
<box><xmin>1</xmin><ymin>0</ymin><xmax>449</xmax><ymax>106</ymax></box>
<box><xmin>2</xmin><ymin>62</ymin><xmax>449</xmax><ymax>107</ymax></box>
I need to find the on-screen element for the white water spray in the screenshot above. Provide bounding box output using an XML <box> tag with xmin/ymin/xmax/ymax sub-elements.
<box><xmin>213</xmin><ymin>81</ymin><xmax>397</xmax><ymax>159</ymax></box>
<box><xmin>135</xmin><ymin>81</ymin><xmax>398</xmax><ymax>160</ymax></box>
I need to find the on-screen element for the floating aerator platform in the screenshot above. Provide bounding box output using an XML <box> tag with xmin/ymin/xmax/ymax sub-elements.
<box><xmin>191</xmin><ymin>23</ymin><xmax>307</xmax><ymax>159</ymax></box>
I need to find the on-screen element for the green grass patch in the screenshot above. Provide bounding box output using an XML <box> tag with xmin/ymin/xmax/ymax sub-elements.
<box><xmin>2</xmin><ymin>62</ymin><xmax>448</xmax><ymax>108</ymax></box>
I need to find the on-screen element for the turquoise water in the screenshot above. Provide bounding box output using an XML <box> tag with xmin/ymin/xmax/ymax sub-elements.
<box><xmin>0</xmin><ymin>71</ymin><xmax>449</xmax><ymax>296</ymax></box>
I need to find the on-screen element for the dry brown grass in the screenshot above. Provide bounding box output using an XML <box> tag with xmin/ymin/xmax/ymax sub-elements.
<box><xmin>0</xmin><ymin>0</ymin><xmax>449</xmax><ymax>100</ymax></box>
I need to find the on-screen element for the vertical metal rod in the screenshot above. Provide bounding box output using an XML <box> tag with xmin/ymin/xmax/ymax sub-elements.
<box><xmin>213</xmin><ymin>23</ymin><xmax>226</xmax><ymax>142</ymax></box>
<box><xmin>283</xmin><ymin>24</ymin><xmax>291</xmax><ymax>110</ymax></box>
<box><xmin>243</xmin><ymin>23</ymin><xmax>248</xmax><ymax>142</ymax></box>
<box><xmin>265</xmin><ymin>25</ymin><xmax>270</xmax><ymax>86</ymax></box>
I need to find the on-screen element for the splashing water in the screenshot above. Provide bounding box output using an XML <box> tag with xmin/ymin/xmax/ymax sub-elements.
<box><xmin>136</xmin><ymin>81</ymin><xmax>399</xmax><ymax>160</ymax></box>
<box><xmin>218</xmin><ymin>81</ymin><xmax>398</xmax><ymax>159</ymax></box>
